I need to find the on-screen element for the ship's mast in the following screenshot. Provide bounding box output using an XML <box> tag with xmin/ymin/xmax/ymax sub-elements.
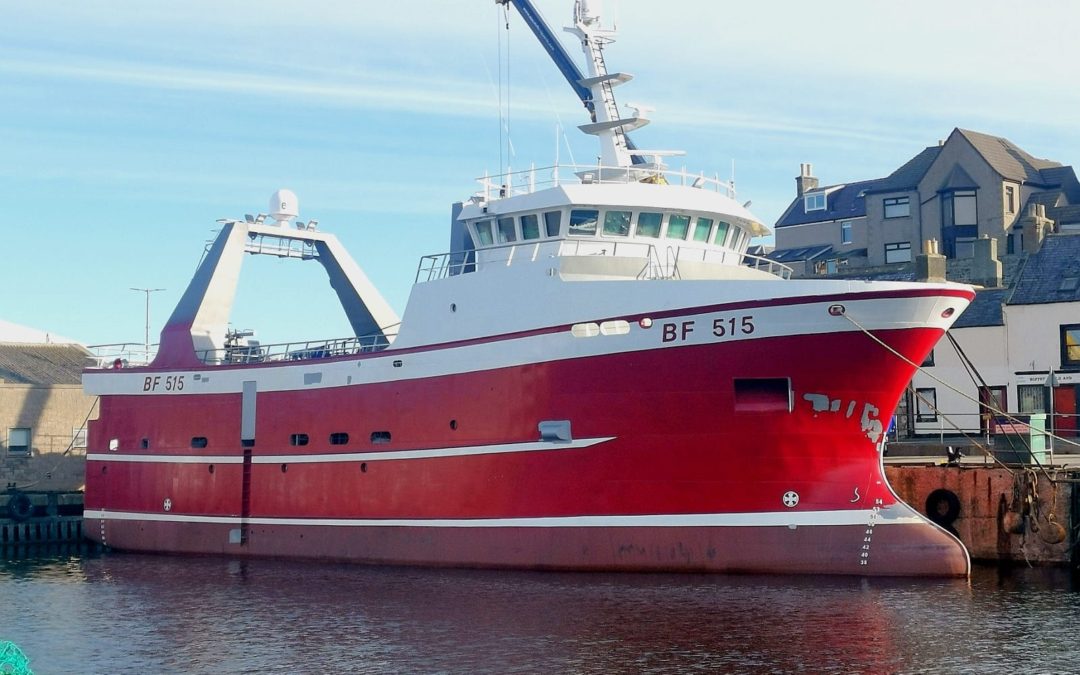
<box><xmin>563</xmin><ymin>0</ymin><xmax>647</xmax><ymax>169</ymax></box>
<box><xmin>499</xmin><ymin>0</ymin><xmax>647</xmax><ymax>168</ymax></box>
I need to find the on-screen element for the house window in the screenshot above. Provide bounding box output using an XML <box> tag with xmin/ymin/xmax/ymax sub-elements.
<box><xmin>915</xmin><ymin>388</ymin><xmax>937</xmax><ymax>422</ymax></box>
<box><xmin>884</xmin><ymin>197</ymin><xmax>910</xmax><ymax>218</ymax></box>
<box><xmin>1062</xmin><ymin>324</ymin><xmax>1080</xmax><ymax>368</ymax></box>
<box><xmin>885</xmin><ymin>241</ymin><xmax>912</xmax><ymax>264</ymax></box>
<box><xmin>942</xmin><ymin>189</ymin><xmax>977</xmax><ymax>227</ymax></box>
<box><xmin>7</xmin><ymin>428</ymin><xmax>30</xmax><ymax>454</ymax></box>
<box><xmin>954</xmin><ymin>237</ymin><xmax>977</xmax><ymax>259</ymax></box>
<box><xmin>1017</xmin><ymin>384</ymin><xmax>1047</xmax><ymax>413</ymax></box>
<box><xmin>73</xmin><ymin>427</ymin><xmax>88</xmax><ymax>448</ymax></box>
<box><xmin>804</xmin><ymin>193</ymin><xmax>826</xmax><ymax>212</ymax></box>
<box><xmin>840</xmin><ymin>220</ymin><xmax>852</xmax><ymax>244</ymax></box>
<box><xmin>921</xmin><ymin>349</ymin><xmax>935</xmax><ymax>367</ymax></box>
<box><xmin>1005</xmin><ymin>185</ymin><xmax>1016</xmax><ymax>214</ymax></box>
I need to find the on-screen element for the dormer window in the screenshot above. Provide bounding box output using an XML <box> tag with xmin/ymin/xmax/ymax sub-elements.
<box><xmin>804</xmin><ymin>193</ymin><xmax>826</xmax><ymax>212</ymax></box>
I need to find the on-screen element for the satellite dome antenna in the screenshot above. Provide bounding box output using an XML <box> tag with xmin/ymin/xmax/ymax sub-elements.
<box><xmin>269</xmin><ymin>188</ymin><xmax>299</xmax><ymax>227</ymax></box>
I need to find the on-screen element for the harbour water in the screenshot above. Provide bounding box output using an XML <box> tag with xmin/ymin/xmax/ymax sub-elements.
<box><xmin>2</xmin><ymin>549</ymin><xmax>1079</xmax><ymax>674</ymax></box>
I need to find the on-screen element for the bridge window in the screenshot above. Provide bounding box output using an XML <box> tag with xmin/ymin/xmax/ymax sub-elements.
<box><xmin>636</xmin><ymin>211</ymin><xmax>662</xmax><ymax>238</ymax></box>
<box><xmin>544</xmin><ymin>210</ymin><xmax>562</xmax><ymax>237</ymax></box>
<box><xmin>713</xmin><ymin>221</ymin><xmax>730</xmax><ymax>246</ymax></box>
<box><xmin>603</xmin><ymin>210</ymin><xmax>631</xmax><ymax>236</ymax></box>
<box><xmin>521</xmin><ymin>214</ymin><xmax>540</xmax><ymax>240</ymax></box>
<box><xmin>692</xmin><ymin>218</ymin><xmax>713</xmax><ymax>242</ymax></box>
<box><xmin>474</xmin><ymin>220</ymin><xmax>494</xmax><ymax>246</ymax></box>
<box><xmin>569</xmin><ymin>209</ymin><xmax>599</xmax><ymax>236</ymax></box>
<box><xmin>497</xmin><ymin>217</ymin><xmax>517</xmax><ymax>243</ymax></box>
<box><xmin>666</xmin><ymin>214</ymin><xmax>691</xmax><ymax>240</ymax></box>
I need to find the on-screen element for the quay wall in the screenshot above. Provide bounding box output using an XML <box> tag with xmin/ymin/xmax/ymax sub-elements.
<box><xmin>887</xmin><ymin>465</ymin><xmax>1074</xmax><ymax>565</ymax></box>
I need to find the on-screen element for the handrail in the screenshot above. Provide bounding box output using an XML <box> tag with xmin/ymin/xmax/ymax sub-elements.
<box><xmin>88</xmin><ymin>334</ymin><xmax>395</xmax><ymax>369</ymax></box>
<box><xmin>476</xmin><ymin>162</ymin><xmax>737</xmax><ymax>201</ymax></box>
<box><xmin>416</xmin><ymin>239</ymin><xmax>792</xmax><ymax>283</ymax></box>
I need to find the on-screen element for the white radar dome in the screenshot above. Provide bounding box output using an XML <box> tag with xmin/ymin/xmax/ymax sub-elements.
<box><xmin>270</xmin><ymin>189</ymin><xmax>299</xmax><ymax>224</ymax></box>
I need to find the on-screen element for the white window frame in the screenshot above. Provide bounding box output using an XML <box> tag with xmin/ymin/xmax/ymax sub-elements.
<box><xmin>804</xmin><ymin>193</ymin><xmax>826</xmax><ymax>212</ymax></box>
<box><xmin>915</xmin><ymin>388</ymin><xmax>937</xmax><ymax>423</ymax></box>
<box><xmin>840</xmin><ymin>220</ymin><xmax>853</xmax><ymax>245</ymax></box>
<box><xmin>7</xmin><ymin>427</ymin><xmax>31</xmax><ymax>454</ymax></box>
<box><xmin>883</xmin><ymin>196</ymin><xmax>910</xmax><ymax>219</ymax></box>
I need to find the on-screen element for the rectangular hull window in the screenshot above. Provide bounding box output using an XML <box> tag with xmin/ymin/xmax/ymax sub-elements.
<box><xmin>734</xmin><ymin>378</ymin><xmax>792</xmax><ymax>412</ymax></box>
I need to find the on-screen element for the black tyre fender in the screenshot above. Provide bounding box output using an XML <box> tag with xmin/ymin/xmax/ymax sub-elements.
<box><xmin>925</xmin><ymin>489</ymin><xmax>961</xmax><ymax>527</ymax></box>
<box><xmin>6</xmin><ymin>492</ymin><xmax>33</xmax><ymax>522</ymax></box>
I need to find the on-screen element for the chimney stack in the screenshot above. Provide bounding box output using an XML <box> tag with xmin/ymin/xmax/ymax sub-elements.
<box><xmin>971</xmin><ymin>235</ymin><xmax>1003</xmax><ymax>288</ymax></box>
<box><xmin>916</xmin><ymin>239</ymin><xmax>946</xmax><ymax>282</ymax></box>
<box><xmin>1021</xmin><ymin>203</ymin><xmax>1054</xmax><ymax>254</ymax></box>
<box><xmin>796</xmin><ymin>163</ymin><xmax>819</xmax><ymax>197</ymax></box>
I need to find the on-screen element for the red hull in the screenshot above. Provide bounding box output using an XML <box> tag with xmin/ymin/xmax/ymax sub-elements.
<box><xmin>84</xmin><ymin>314</ymin><xmax>971</xmax><ymax>577</ymax></box>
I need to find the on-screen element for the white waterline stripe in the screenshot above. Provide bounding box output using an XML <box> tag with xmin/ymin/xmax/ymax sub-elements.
<box><xmin>84</xmin><ymin>509</ymin><xmax>926</xmax><ymax>528</ymax></box>
<box><xmin>84</xmin><ymin>437</ymin><xmax>614</xmax><ymax>465</ymax></box>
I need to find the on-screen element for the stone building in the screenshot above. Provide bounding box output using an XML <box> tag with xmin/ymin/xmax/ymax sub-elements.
<box><xmin>770</xmin><ymin>128</ymin><xmax>1080</xmax><ymax>276</ymax></box>
<box><xmin>1</xmin><ymin>325</ymin><xmax>96</xmax><ymax>492</ymax></box>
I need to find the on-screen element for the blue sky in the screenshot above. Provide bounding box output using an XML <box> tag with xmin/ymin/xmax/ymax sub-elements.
<box><xmin>5</xmin><ymin>0</ymin><xmax>1080</xmax><ymax>347</ymax></box>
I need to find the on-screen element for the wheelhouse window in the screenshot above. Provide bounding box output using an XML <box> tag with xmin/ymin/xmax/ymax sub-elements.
<box><xmin>543</xmin><ymin>210</ymin><xmax>562</xmax><ymax>237</ymax></box>
<box><xmin>695</xmin><ymin>217</ymin><xmax>714</xmax><ymax>242</ymax></box>
<box><xmin>804</xmin><ymin>193</ymin><xmax>826</xmax><ymax>211</ymax></box>
<box><xmin>602</xmin><ymin>210</ymin><xmax>631</xmax><ymax>237</ymax></box>
<box><xmin>666</xmin><ymin>214</ymin><xmax>691</xmax><ymax>240</ymax></box>
<box><xmin>1062</xmin><ymin>324</ymin><xmax>1080</xmax><ymax>368</ymax></box>
<box><xmin>693</xmin><ymin>218</ymin><xmax>714</xmax><ymax>242</ymax></box>
<box><xmin>885</xmin><ymin>241</ymin><xmax>912</xmax><ymax>263</ymax></box>
<box><xmin>712</xmin><ymin>221</ymin><xmax>730</xmax><ymax>246</ymax></box>
<box><xmin>841</xmin><ymin>220</ymin><xmax>853</xmax><ymax>244</ymax></box>
<box><xmin>635</xmin><ymin>211</ymin><xmax>662</xmax><ymax>238</ymax></box>
<box><xmin>520</xmin><ymin>213</ymin><xmax>540</xmax><ymax>240</ymax></box>
<box><xmin>496</xmin><ymin>217</ymin><xmax>517</xmax><ymax>243</ymax></box>
<box><xmin>7</xmin><ymin>427</ymin><xmax>30</xmax><ymax>454</ymax></box>
<box><xmin>883</xmin><ymin>197</ymin><xmax>910</xmax><ymax>218</ymax></box>
<box><xmin>915</xmin><ymin>388</ymin><xmax>937</xmax><ymax>422</ymax></box>
<box><xmin>568</xmin><ymin>209</ymin><xmax>599</xmax><ymax>236</ymax></box>
<box><xmin>474</xmin><ymin>220</ymin><xmax>494</xmax><ymax>246</ymax></box>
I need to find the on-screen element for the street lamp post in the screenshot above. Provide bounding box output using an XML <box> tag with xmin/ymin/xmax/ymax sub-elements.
<box><xmin>131</xmin><ymin>287</ymin><xmax>165</xmax><ymax>362</ymax></box>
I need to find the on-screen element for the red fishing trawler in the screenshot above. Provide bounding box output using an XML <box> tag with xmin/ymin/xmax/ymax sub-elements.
<box><xmin>83</xmin><ymin>0</ymin><xmax>973</xmax><ymax>576</ymax></box>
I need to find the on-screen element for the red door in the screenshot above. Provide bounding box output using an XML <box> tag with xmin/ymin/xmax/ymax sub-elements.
<box><xmin>1053</xmin><ymin>385</ymin><xmax>1078</xmax><ymax>438</ymax></box>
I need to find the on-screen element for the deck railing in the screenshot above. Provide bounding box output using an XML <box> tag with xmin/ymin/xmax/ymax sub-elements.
<box><xmin>195</xmin><ymin>334</ymin><xmax>393</xmax><ymax>365</ymax></box>
<box><xmin>476</xmin><ymin>162</ymin><xmax>738</xmax><ymax>201</ymax></box>
<box><xmin>416</xmin><ymin>240</ymin><xmax>792</xmax><ymax>283</ymax></box>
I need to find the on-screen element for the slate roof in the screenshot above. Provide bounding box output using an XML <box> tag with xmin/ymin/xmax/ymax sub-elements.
<box><xmin>775</xmin><ymin>178</ymin><xmax>886</xmax><ymax>228</ymax></box>
<box><xmin>953</xmin><ymin>288</ymin><xmax>1008</xmax><ymax>328</ymax></box>
<box><xmin>0</xmin><ymin>344</ymin><xmax>93</xmax><ymax>385</ymax></box>
<box><xmin>1050</xmin><ymin>205</ymin><xmax>1080</xmax><ymax>224</ymax></box>
<box><xmin>956</xmin><ymin>128</ymin><xmax>1061</xmax><ymax>184</ymax></box>
<box><xmin>1008</xmin><ymin>234</ymin><xmax>1080</xmax><ymax>305</ymax></box>
<box><xmin>1039</xmin><ymin>166</ymin><xmax>1080</xmax><ymax>201</ymax></box>
<box><xmin>766</xmin><ymin>244</ymin><xmax>833</xmax><ymax>263</ymax></box>
<box><xmin>865</xmin><ymin>145</ymin><xmax>942</xmax><ymax>194</ymax></box>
